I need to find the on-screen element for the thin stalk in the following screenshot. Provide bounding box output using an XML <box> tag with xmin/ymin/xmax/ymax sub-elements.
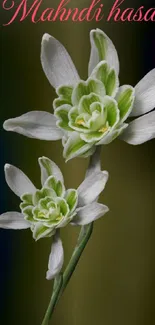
<box><xmin>41</xmin><ymin>274</ymin><xmax>63</xmax><ymax>325</ymax></box>
<box><xmin>58</xmin><ymin>222</ymin><xmax>93</xmax><ymax>299</ymax></box>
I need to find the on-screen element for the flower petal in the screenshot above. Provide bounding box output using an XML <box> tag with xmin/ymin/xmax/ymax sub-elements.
<box><xmin>63</xmin><ymin>132</ymin><xmax>93</xmax><ymax>161</ymax></box>
<box><xmin>46</xmin><ymin>231</ymin><xmax>64</xmax><ymax>280</ymax></box>
<box><xmin>120</xmin><ymin>111</ymin><xmax>155</xmax><ymax>145</ymax></box>
<box><xmin>91</xmin><ymin>61</ymin><xmax>119</xmax><ymax>98</ymax></box>
<box><xmin>72</xmin><ymin>203</ymin><xmax>109</xmax><ymax>225</ymax></box>
<box><xmin>38</xmin><ymin>157</ymin><xmax>64</xmax><ymax>186</ymax></box>
<box><xmin>4</xmin><ymin>164</ymin><xmax>36</xmax><ymax>197</ymax></box>
<box><xmin>77</xmin><ymin>171</ymin><xmax>109</xmax><ymax>207</ymax></box>
<box><xmin>55</xmin><ymin>105</ymin><xmax>72</xmax><ymax>131</ymax></box>
<box><xmin>72</xmin><ymin>78</ymin><xmax>106</xmax><ymax>106</ymax></box>
<box><xmin>44</xmin><ymin>176</ymin><xmax>65</xmax><ymax>197</ymax></box>
<box><xmin>65</xmin><ymin>189</ymin><xmax>78</xmax><ymax>214</ymax></box>
<box><xmin>0</xmin><ymin>212</ymin><xmax>30</xmax><ymax>229</ymax></box>
<box><xmin>88</xmin><ymin>29</ymin><xmax>119</xmax><ymax>76</ymax></box>
<box><xmin>3</xmin><ymin>111</ymin><xmax>63</xmax><ymax>140</ymax></box>
<box><xmin>41</xmin><ymin>33</ymin><xmax>79</xmax><ymax>89</ymax></box>
<box><xmin>115</xmin><ymin>85</ymin><xmax>135</xmax><ymax>122</ymax></box>
<box><xmin>32</xmin><ymin>222</ymin><xmax>55</xmax><ymax>241</ymax></box>
<box><xmin>97</xmin><ymin>123</ymin><xmax>128</xmax><ymax>145</ymax></box>
<box><xmin>131</xmin><ymin>69</ymin><xmax>155</xmax><ymax>117</ymax></box>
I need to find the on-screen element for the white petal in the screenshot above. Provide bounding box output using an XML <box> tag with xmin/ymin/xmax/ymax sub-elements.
<box><xmin>77</xmin><ymin>171</ymin><xmax>109</xmax><ymax>207</ymax></box>
<box><xmin>38</xmin><ymin>157</ymin><xmax>64</xmax><ymax>186</ymax></box>
<box><xmin>131</xmin><ymin>69</ymin><xmax>155</xmax><ymax>117</ymax></box>
<box><xmin>0</xmin><ymin>212</ymin><xmax>30</xmax><ymax>229</ymax></box>
<box><xmin>5</xmin><ymin>164</ymin><xmax>36</xmax><ymax>197</ymax></box>
<box><xmin>46</xmin><ymin>231</ymin><xmax>64</xmax><ymax>280</ymax></box>
<box><xmin>120</xmin><ymin>111</ymin><xmax>155</xmax><ymax>145</ymax></box>
<box><xmin>72</xmin><ymin>203</ymin><xmax>109</xmax><ymax>226</ymax></box>
<box><xmin>3</xmin><ymin>111</ymin><xmax>63</xmax><ymax>140</ymax></box>
<box><xmin>41</xmin><ymin>33</ymin><xmax>80</xmax><ymax>89</ymax></box>
<box><xmin>88</xmin><ymin>29</ymin><xmax>119</xmax><ymax>76</ymax></box>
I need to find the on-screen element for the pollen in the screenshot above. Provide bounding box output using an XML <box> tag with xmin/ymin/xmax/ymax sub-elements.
<box><xmin>76</xmin><ymin>119</ymin><xmax>85</xmax><ymax>126</ymax></box>
<box><xmin>99</xmin><ymin>126</ymin><xmax>108</xmax><ymax>133</ymax></box>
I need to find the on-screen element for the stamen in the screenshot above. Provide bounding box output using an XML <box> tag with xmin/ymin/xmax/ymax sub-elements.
<box><xmin>76</xmin><ymin>119</ymin><xmax>85</xmax><ymax>126</ymax></box>
<box><xmin>99</xmin><ymin>126</ymin><xmax>108</xmax><ymax>133</ymax></box>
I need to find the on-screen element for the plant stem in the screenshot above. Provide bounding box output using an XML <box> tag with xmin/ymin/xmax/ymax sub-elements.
<box><xmin>58</xmin><ymin>222</ymin><xmax>93</xmax><ymax>300</ymax></box>
<box><xmin>41</xmin><ymin>274</ymin><xmax>63</xmax><ymax>325</ymax></box>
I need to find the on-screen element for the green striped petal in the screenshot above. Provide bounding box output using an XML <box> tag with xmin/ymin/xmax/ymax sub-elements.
<box><xmin>103</xmin><ymin>96</ymin><xmax>120</xmax><ymax>127</ymax></box>
<box><xmin>79</xmin><ymin>93</ymin><xmax>103</xmax><ymax>114</ymax></box>
<box><xmin>65</xmin><ymin>189</ymin><xmax>78</xmax><ymax>213</ymax></box>
<box><xmin>63</xmin><ymin>132</ymin><xmax>93</xmax><ymax>161</ymax></box>
<box><xmin>88</xmin><ymin>29</ymin><xmax>119</xmax><ymax>76</ymax></box>
<box><xmin>56</xmin><ymin>86</ymin><xmax>73</xmax><ymax>102</ymax></box>
<box><xmin>44</xmin><ymin>176</ymin><xmax>65</xmax><ymax>197</ymax></box>
<box><xmin>91</xmin><ymin>61</ymin><xmax>119</xmax><ymax>97</ymax></box>
<box><xmin>80</xmin><ymin>131</ymin><xmax>106</xmax><ymax>143</ymax></box>
<box><xmin>116</xmin><ymin>85</ymin><xmax>135</xmax><ymax>122</ymax></box>
<box><xmin>33</xmin><ymin>223</ymin><xmax>55</xmax><ymax>241</ymax></box>
<box><xmin>72</xmin><ymin>78</ymin><xmax>106</xmax><ymax>106</ymax></box>
<box><xmin>33</xmin><ymin>188</ymin><xmax>56</xmax><ymax>205</ymax></box>
<box><xmin>22</xmin><ymin>206</ymin><xmax>34</xmax><ymax>222</ymax></box>
<box><xmin>97</xmin><ymin>123</ymin><xmax>128</xmax><ymax>145</ymax></box>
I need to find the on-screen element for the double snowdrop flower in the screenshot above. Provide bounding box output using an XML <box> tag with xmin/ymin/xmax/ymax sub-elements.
<box><xmin>0</xmin><ymin>157</ymin><xmax>109</xmax><ymax>279</ymax></box>
<box><xmin>3</xmin><ymin>29</ymin><xmax>155</xmax><ymax>160</ymax></box>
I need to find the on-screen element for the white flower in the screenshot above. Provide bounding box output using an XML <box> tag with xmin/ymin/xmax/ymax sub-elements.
<box><xmin>0</xmin><ymin>157</ymin><xmax>109</xmax><ymax>280</ymax></box>
<box><xmin>3</xmin><ymin>29</ymin><xmax>155</xmax><ymax>160</ymax></box>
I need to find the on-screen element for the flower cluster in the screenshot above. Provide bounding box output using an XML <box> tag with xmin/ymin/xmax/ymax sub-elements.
<box><xmin>0</xmin><ymin>156</ymin><xmax>109</xmax><ymax>279</ymax></box>
<box><xmin>3</xmin><ymin>29</ymin><xmax>155</xmax><ymax>161</ymax></box>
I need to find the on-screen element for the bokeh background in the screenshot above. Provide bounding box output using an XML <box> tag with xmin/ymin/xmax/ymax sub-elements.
<box><xmin>1</xmin><ymin>0</ymin><xmax>155</xmax><ymax>324</ymax></box>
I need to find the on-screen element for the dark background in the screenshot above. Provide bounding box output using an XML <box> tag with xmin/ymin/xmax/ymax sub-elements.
<box><xmin>1</xmin><ymin>0</ymin><xmax>155</xmax><ymax>324</ymax></box>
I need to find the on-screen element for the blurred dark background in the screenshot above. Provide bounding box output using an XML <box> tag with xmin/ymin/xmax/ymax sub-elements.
<box><xmin>1</xmin><ymin>0</ymin><xmax>155</xmax><ymax>324</ymax></box>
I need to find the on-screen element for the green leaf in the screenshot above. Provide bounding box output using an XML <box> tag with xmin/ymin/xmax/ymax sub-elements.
<box><xmin>72</xmin><ymin>78</ymin><xmax>105</xmax><ymax>106</ymax></box>
<box><xmin>65</xmin><ymin>189</ymin><xmax>78</xmax><ymax>213</ymax></box>
<box><xmin>116</xmin><ymin>85</ymin><xmax>135</xmax><ymax>122</ymax></box>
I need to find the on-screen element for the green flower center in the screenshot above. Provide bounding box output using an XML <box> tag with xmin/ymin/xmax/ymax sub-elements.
<box><xmin>19</xmin><ymin>176</ymin><xmax>78</xmax><ymax>240</ymax></box>
<box><xmin>53</xmin><ymin>61</ymin><xmax>135</xmax><ymax>160</ymax></box>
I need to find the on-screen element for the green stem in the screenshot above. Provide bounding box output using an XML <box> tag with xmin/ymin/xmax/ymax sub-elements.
<box><xmin>59</xmin><ymin>222</ymin><xmax>93</xmax><ymax>299</ymax></box>
<box><xmin>41</xmin><ymin>223</ymin><xmax>93</xmax><ymax>325</ymax></box>
<box><xmin>41</xmin><ymin>274</ymin><xmax>63</xmax><ymax>325</ymax></box>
